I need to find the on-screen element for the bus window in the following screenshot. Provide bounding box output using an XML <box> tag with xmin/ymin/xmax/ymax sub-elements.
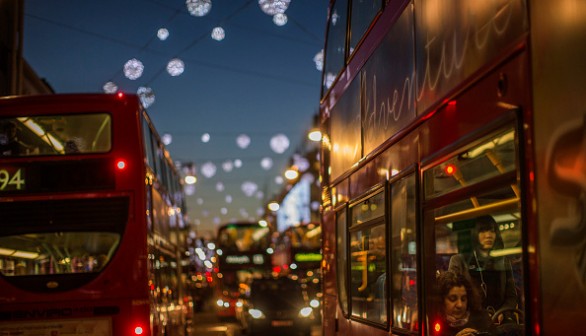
<box><xmin>336</xmin><ymin>206</ymin><xmax>349</xmax><ymax>315</ymax></box>
<box><xmin>349</xmin><ymin>0</ymin><xmax>383</xmax><ymax>54</ymax></box>
<box><xmin>390</xmin><ymin>173</ymin><xmax>418</xmax><ymax>331</ymax></box>
<box><xmin>349</xmin><ymin>189</ymin><xmax>386</xmax><ymax>324</ymax></box>
<box><xmin>427</xmin><ymin>127</ymin><xmax>525</xmax><ymax>334</ymax></box>
<box><xmin>323</xmin><ymin>0</ymin><xmax>349</xmax><ymax>93</ymax></box>
<box><xmin>0</xmin><ymin>114</ymin><xmax>111</xmax><ymax>157</ymax></box>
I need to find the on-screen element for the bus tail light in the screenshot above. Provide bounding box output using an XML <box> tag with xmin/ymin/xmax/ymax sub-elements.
<box><xmin>116</xmin><ymin>159</ymin><xmax>127</xmax><ymax>170</ymax></box>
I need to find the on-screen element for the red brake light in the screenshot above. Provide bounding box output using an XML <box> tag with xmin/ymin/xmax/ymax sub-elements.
<box><xmin>117</xmin><ymin>92</ymin><xmax>124</xmax><ymax>98</ymax></box>
<box><xmin>116</xmin><ymin>160</ymin><xmax>126</xmax><ymax>170</ymax></box>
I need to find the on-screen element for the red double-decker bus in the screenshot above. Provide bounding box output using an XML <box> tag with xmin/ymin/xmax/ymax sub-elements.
<box><xmin>0</xmin><ymin>93</ymin><xmax>190</xmax><ymax>335</ymax></box>
<box><xmin>319</xmin><ymin>1</ymin><xmax>586</xmax><ymax>336</ymax></box>
<box><xmin>214</xmin><ymin>221</ymin><xmax>272</xmax><ymax>321</ymax></box>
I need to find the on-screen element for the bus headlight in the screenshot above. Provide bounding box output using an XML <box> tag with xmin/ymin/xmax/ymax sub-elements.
<box><xmin>248</xmin><ymin>308</ymin><xmax>265</xmax><ymax>319</ymax></box>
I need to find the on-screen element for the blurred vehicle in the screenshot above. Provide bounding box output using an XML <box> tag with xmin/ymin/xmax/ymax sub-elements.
<box><xmin>240</xmin><ymin>276</ymin><xmax>315</xmax><ymax>335</ymax></box>
<box><xmin>214</xmin><ymin>221</ymin><xmax>272</xmax><ymax>321</ymax></box>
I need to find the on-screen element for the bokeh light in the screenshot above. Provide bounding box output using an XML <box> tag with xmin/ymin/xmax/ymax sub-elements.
<box><xmin>124</xmin><ymin>58</ymin><xmax>144</xmax><ymax>80</ymax></box>
<box><xmin>216</xmin><ymin>182</ymin><xmax>225</xmax><ymax>192</ymax></box>
<box><xmin>222</xmin><ymin>160</ymin><xmax>234</xmax><ymax>172</ymax></box>
<box><xmin>137</xmin><ymin>86</ymin><xmax>155</xmax><ymax>108</ymax></box>
<box><xmin>162</xmin><ymin>133</ymin><xmax>172</xmax><ymax>145</ymax></box>
<box><xmin>103</xmin><ymin>81</ymin><xmax>118</xmax><ymax>93</ymax></box>
<box><xmin>211</xmin><ymin>27</ymin><xmax>225</xmax><ymax>41</ymax></box>
<box><xmin>314</xmin><ymin>49</ymin><xmax>324</xmax><ymax>71</ymax></box>
<box><xmin>241</xmin><ymin>181</ymin><xmax>258</xmax><ymax>197</ymax></box>
<box><xmin>236</xmin><ymin>134</ymin><xmax>251</xmax><ymax>149</ymax></box>
<box><xmin>270</xmin><ymin>133</ymin><xmax>290</xmax><ymax>154</ymax></box>
<box><xmin>167</xmin><ymin>58</ymin><xmax>185</xmax><ymax>76</ymax></box>
<box><xmin>200</xmin><ymin>162</ymin><xmax>217</xmax><ymax>178</ymax></box>
<box><xmin>201</xmin><ymin>133</ymin><xmax>211</xmax><ymax>143</ymax></box>
<box><xmin>157</xmin><ymin>28</ymin><xmax>169</xmax><ymax>40</ymax></box>
<box><xmin>260</xmin><ymin>157</ymin><xmax>273</xmax><ymax>170</ymax></box>
<box><xmin>258</xmin><ymin>0</ymin><xmax>290</xmax><ymax>15</ymax></box>
<box><xmin>273</xmin><ymin>13</ymin><xmax>287</xmax><ymax>26</ymax></box>
<box><xmin>186</xmin><ymin>0</ymin><xmax>212</xmax><ymax>17</ymax></box>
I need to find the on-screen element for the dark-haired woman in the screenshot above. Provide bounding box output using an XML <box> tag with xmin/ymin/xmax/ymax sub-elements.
<box><xmin>449</xmin><ymin>215</ymin><xmax>518</xmax><ymax>323</ymax></box>
<box><xmin>437</xmin><ymin>271</ymin><xmax>496</xmax><ymax>336</ymax></box>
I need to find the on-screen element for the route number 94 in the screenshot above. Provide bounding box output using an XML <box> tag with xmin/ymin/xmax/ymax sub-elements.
<box><xmin>0</xmin><ymin>168</ymin><xmax>25</xmax><ymax>191</ymax></box>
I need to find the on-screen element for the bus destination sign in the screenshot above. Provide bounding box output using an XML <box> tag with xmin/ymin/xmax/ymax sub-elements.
<box><xmin>0</xmin><ymin>166</ymin><xmax>26</xmax><ymax>191</ymax></box>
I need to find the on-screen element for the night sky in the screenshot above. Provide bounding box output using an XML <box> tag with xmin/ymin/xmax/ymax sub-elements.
<box><xmin>22</xmin><ymin>0</ymin><xmax>328</xmax><ymax>236</ymax></box>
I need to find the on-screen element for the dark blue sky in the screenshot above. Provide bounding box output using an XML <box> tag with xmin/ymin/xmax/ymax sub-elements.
<box><xmin>23</xmin><ymin>0</ymin><xmax>328</xmax><ymax>236</ymax></box>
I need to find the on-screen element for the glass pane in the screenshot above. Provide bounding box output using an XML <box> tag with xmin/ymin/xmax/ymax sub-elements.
<box><xmin>349</xmin><ymin>0</ymin><xmax>382</xmax><ymax>54</ymax></box>
<box><xmin>336</xmin><ymin>209</ymin><xmax>348</xmax><ymax>314</ymax></box>
<box><xmin>424</xmin><ymin>128</ymin><xmax>517</xmax><ymax>199</ymax></box>
<box><xmin>0</xmin><ymin>114</ymin><xmax>111</xmax><ymax>157</ymax></box>
<box><xmin>350</xmin><ymin>190</ymin><xmax>385</xmax><ymax>226</ymax></box>
<box><xmin>350</xmin><ymin>223</ymin><xmax>386</xmax><ymax>323</ymax></box>
<box><xmin>323</xmin><ymin>0</ymin><xmax>349</xmax><ymax>93</ymax></box>
<box><xmin>0</xmin><ymin>232</ymin><xmax>119</xmax><ymax>276</ymax></box>
<box><xmin>433</xmin><ymin>201</ymin><xmax>525</xmax><ymax>332</ymax></box>
<box><xmin>390</xmin><ymin>174</ymin><xmax>418</xmax><ymax>331</ymax></box>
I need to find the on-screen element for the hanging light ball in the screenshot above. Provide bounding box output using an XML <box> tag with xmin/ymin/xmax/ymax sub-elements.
<box><xmin>211</xmin><ymin>27</ymin><xmax>225</xmax><ymax>41</ymax></box>
<box><xmin>236</xmin><ymin>134</ymin><xmax>251</xmax><ymax>149</ymax></box>
<box><xmin>314</xmin><ymin>49</ymin><xmax>324</xmax><ymax>71</ymax></box>
<box><xmin>270</xmin><ymin>133</ymin><xmax>290</xmax><ymax>154</ymax></box>
<box><xmin>103</xmin><ymin>81</ymin><xmax>118</xmax><ymax>94</ymax></box>
<box><xmin>258</xmin><ymin>0</ymin><xmax>290</xmax><ymax>15</ymax></box>
<box><xmin>157</xmin><ymin>28</ymin><xmax>169</xmax><ymax>41</ymax></box>
<box><xmin>200</xmin><ymin>162</ymin><xmax>217</xmax><ymax>178</ymax></box>
<box><xmin>225</xmin><ymin>195</ymin><xmax>233</xmax><ymax>204</ymax></box>
<box><xmin>260</xmin><ymin>157</ymin><xmax>273</xmax><ymax>170</ymax></box>
<box><xmin>167</xmin><ymin>58</ymin><xmax>185</xmax><ymax>76</ymax></box>
<box><xmin>162</xmin><ymin>133</ymin><xmax>172</xmax><ymax>146</ymax></box>
<box><xmin>186</xmin><ymin>0</ymin><xmax>212</xmax><ymax>17</ymax></box>
<box><xmin>234</xmin><ymin>159</ymin><xmax>243</xmax><ymax>168</ymax></box>
<box><xmin>241</xmin><ymin>181</ymin><xmax>258</xmax><ymax>197</ymax></box>
<box><xmin>216</xmin><ymin>182</ymin><xmax>225</xmax><ymax>192</ymax></box>
<box><xmin>137</xmin><ymin>86</ymin><xmax>155</xmax><ymax>108</ymax></box>
<box><xmin>275</xmin><ymin>176</ymin><xmax>284</xmax><ymax>184</ymax></box>
<box><xmin>124</xmin><ymin>58</ymin><xmax>144</xmax><ymax>80</ymax></box>
<box><xmin>222</xmin><ymin>160</ymin><xmax>234</xmax><ymax>172</ymax></box>
<box><xmin>201</xmin><ymin>133</ymin><xmax>211</xmax><ymax>143</ymax></box>
<box><xmin>273</xmin><ymin>13</ymin><xmax>287</xmax><ymax>26</ymax></box>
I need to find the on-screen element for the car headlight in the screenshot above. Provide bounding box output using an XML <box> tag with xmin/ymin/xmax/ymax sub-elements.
<box><xmin>299</xmin><ymin>307</ymin><xmax>313</xmax><ymax>318</ymax></box>
<box><xmin>248</xmin><ymin>308</ymin><xmax>266</xmax><ymax>319</ymax></box>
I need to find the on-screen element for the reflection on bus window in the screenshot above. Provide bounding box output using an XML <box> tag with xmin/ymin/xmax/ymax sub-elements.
<box><xmin>0</xmin><ymin>114</ymin><xmax>111</xmax><ymax>157</ymax></box>
<box><xmin>0</xmin><ymin>232</ymin><xmax>119</xmax><ymax>276</ymax></box>
<box><xmin>390</xmin><ymin>174</ymin><xmax>418</xmax><ymax>331</ymax></box>
<box><xmin>350</xmin><ymin>223</ymin><xmax>386</xmax><ymax>323</ymax></box>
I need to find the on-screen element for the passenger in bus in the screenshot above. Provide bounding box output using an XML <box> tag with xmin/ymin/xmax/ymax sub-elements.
<box><xmin>448</xmin><ymin>215</ymin><xmax>518</xmax><ymax>323</ymax></box>
<box><xmin>436</xmin><ymin>271</ymin><xmax>496</xmax><ymax>336</ymax></box>
<box><xmin>0</xmin><ymin>121</ymin><xmax>30</xmax><ymax>156</ymax></box>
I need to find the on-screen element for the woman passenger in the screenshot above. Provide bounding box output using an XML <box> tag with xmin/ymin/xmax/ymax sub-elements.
<box><xmin>436</xmin><ymin>271</ymin><xmax>496</xmax><ymax>336</ymax></box>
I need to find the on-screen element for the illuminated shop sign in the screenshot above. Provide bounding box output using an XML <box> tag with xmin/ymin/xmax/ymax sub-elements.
<box><xmin>224</xmin><ymin>254</ymin><xmax>265</xmax><ymax>265</ymax></box>
<box><xmin>225</xmin><ymin>255</ymin><xmax>250</xmax><ymax>264</ymax></box>
<box><xmin>294</xmin><ymin>253</ymin><xmax>322</xmax><ymax>262</ymax></box>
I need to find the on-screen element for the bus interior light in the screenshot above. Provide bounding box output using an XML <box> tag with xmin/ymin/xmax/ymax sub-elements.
<box><xmin>134</xmin><ymin>326</ymin><xmax>143</xmax><ymax>335</ymax></box>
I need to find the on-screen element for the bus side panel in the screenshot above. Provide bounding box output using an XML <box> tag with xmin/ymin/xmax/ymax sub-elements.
<box><xmin>530</xmin><ymin>0</ymin><xmax>586</xmax><ymax>334</ymax></box>
<box><xmin>414</xmin><ymin>0</ymin><xmax>528</xmax><ymax>115</ymax></box>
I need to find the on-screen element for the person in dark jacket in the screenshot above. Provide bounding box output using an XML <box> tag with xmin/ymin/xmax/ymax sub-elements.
<box><xmin>449</xmin><ymin>215</ymin><xmax>518</xmax><ymax>323</ymax></box>
<box><xmin>436</xmin><ymin>271</ymin><xmax>496</xmax><ymax>336</ymax></box>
